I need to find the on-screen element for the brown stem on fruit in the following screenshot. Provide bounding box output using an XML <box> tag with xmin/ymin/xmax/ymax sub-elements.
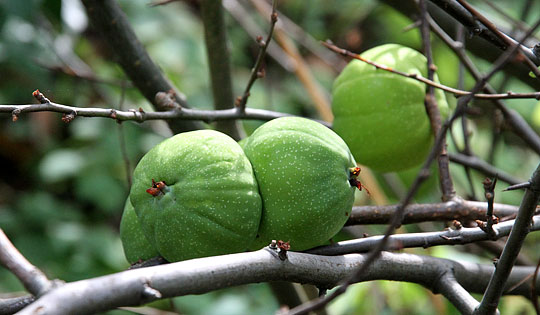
<box><xmin>349</xmin><ymin>167</ymin><xmax>370</xmax><ymax>195</ymax></box>
<box><xmin>146</xmin><ymin>179</ymin><xmax>168</xmax><ymax>197</ymax></box>
<box><xmin>419</xmin><ymin>0</ymin><xmax>455</xmax><ymax>201</ymax></box>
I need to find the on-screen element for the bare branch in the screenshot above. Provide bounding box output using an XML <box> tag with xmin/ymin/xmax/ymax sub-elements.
<box><xmin>449</xmin><ymin>153</ymin><xmax>522</xmax><ymax>186</ymax></box>
<box><xmin>0</xmin><ymin>230</ymin><xmax>56</xmax><ymax>297</ymax></box>
<box><xmin>430</xmin><ymin>0</ymin><xmax>540</xmax><ymax>66</ymax></box>
<box><xmin>419</xmin><ymin>0</ymin><xmax>456</xmax><ymax>201</ymax></box>
<box><xmin>235</xmin><ymin>0</ymin><xmax>278</xmax><ymax>112</ymax></box>
<box><xmin>435</xmin><ymin>273</ymin><xmax>480</xmax><ymax>314</ymax></box>
<box><xmin>427</xmin><ymin>14</ymin><xmax>540</xmax><ymax>156</ymax></box>
<box><xmin>200</xmin><ymin>0</ymin><xmax>244</xmax><ymax>140</ymax></box>
<box><xmin>1</xmin><ymin>102</ymin><xmax>309</xmax><ymax>125</ymax></box>
<box><xmin>322</xmin><ymin>41</ymin><xmax>540</xmax><ymax>101</ymax></box>
<box><xmin>15</xmin><ymin>250</ymin><xmax>540</xmax><ymax>314</ymax></box>
<box><xmin>454</xmin><ymin>0</ymin><xmax>540</xmax><ymax>77</ymax></box>
<box><xmin>0</xmin><ymin>296</ymin><xmax>35</xmax><ymax>315</ymax></box>
<box><xmin>347</xmin><ymin>199</ymin><xmax>526</xmax><ymax>226</ymax></box>
<box><xmin>532</xmin><ymin>258</ymin><xmax>540</xmax><ymax>314</ymax></box>
<box><xmin>81</xmin><ymin>0</ymin><xmax>203</xmax><ymax>133</ymax></box>
<box><xmin>308</xmin><ymin>215</ymin><xmax>540</xmax><ymax>256</ymax></box>
<box><xmin>476</xmin><ymin>162</ymin><xmax>540</xmax><ymax>314</ymax></box>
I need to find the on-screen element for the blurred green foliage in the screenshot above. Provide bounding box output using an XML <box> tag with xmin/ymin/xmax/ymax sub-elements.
<box><xmin>0</xmin><ymin>0</ymin><xmax>539</xmax><ymax>314</ymax></box>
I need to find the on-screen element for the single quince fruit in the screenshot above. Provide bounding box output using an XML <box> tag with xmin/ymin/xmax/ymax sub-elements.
<box><xmin>332</xmin><ymin>43</ymin><xmax>449</xmax><ymax>172</ymax></box>
<box><xmin>242</xmin><ymin>117</ymin><xmax>358</xmax><ymax>251</ymax></box>
<box><xmin>130</xmin><ymin>130</ymin><xmax>262</xmax><ymax>262</ymax></box>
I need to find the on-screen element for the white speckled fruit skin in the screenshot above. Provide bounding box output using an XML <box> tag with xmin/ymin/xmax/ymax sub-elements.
<box><xmin>130</xmin><ymin>130</ymin><xmax>262</xmax><ymax>262</ymax></box>
<box><xmin>243</xmin><ymin>117</ymin><xmax>356</xmax><ymax>251</ymax></box>
<box><xmin>119</xmin><ymin>198</ymin><xmax>159</xmax><ymax>264</ymax></box>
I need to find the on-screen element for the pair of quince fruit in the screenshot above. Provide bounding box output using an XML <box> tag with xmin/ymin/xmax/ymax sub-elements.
<box><xmin>120</xmin><ymin>44</ymin><xmax>449</xmax><ymax>264</ymax></box>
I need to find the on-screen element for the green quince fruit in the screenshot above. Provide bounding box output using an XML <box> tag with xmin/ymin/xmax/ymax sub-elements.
<box><xmin>130</xmin><ymin>130</ymin><xmax>262</xmax><ymax>262</ymax></box>
<box><xmin>119</xmin><ymin>198</ymin><xmax>159</xmax><ymax>264</ymax></box>
<box><xmin>242</xmin><ymin>117</ymin><xmax>358</xmax><ymax>251</ymax></box>
<box><xmin>332</xmin><ymin>43</ymin><xmax>449</xmax><ymax>172</ymax></box>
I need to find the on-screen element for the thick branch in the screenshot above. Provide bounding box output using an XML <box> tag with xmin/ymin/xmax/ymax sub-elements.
<box><xmin>81</xmin><ymin>0</ymin><xmax>203</xmax><ymax>133</ymax></box>
<box><xmin>17</xmin><ymin>250</ymin><xmax>540</xmax><ymax>315</ymax></box>
<box><xmin>200</xmin><ymin>0</ymin><xmax>243</xmax><ymax>140</ymax></box>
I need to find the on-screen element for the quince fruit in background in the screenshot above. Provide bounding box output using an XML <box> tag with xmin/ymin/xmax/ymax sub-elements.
<box><xmin>332</xmin><ymin>43</ymin><xmax>449</xmax><ymax>172</ymax></box>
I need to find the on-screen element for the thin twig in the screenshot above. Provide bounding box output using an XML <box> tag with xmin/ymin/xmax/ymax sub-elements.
<box><xmin>321</xmin><ymin>41</ymin><xmax>540</xmax><ymax>101</ymax></box>
<box><xmin>250</xmin><ymin>0</ymin><xmax>333</xmax><ymax>122</ymax></box>
<box><xmin>478</xmin><ymin>0</ymin><xmax>539</xmax><ymax>40</ymax></box>
<box><xmin>0</xmin><ymin>229</ymin><xmax>56</xmax><ymax>297</ymax></box>
<box><xmin>504</xmin><ymin>182</ymin><xmax>532</xmax><ymax>192</ymax></box>
<box><xmin>427</xmin><ymin>14</ymin><xmax>540</xmax><ymax>156</ymax></box>
<box><xmin>1</xmin><ymin>100</ymin><xmax>308</xmax><ymax>125</ymax></box>
<box><xmin>419</xmin><ymin>0</ymin><xmax>455</xmax><ymax>201</ymax></box>
<box><xmin>479</xmin><ymin>176</ymin><xmax>498</xmax><ymax>239</ymax></box>
<box><xmin>81</xmin><ymin>0</ymin><xmax>203</xmax><ymax>133</ymax></box>
<box><xmin>116</xmin><ymin>82</ymin><xmax>132</xmax><ymax>188</ymax></box>
<box><xmin>455</xmin><ymin>0</ymin><xmax>540</xmax><ymax>77</ymax></box>
<box><xmin>448</xmin><ymin>152</ymin><xmax>521</xmax><ymax>186</ymax></box>
<box><xmin>236</xmin><ymin>0</ymin><xmax>278</xmax><ymax>112</ymax></box>
<box><xmin>308</xmin><ymin>214</ymin><xmax>540</xmax><ymax>256</ymax></box>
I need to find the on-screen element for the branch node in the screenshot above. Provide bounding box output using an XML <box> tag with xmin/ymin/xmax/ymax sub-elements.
<box><xmin>11</xmin><ymin>109</ymin><xmax>21</xmax><ymax>122</ymax></box>
<box><xmin>141</xmin><ymin>282</ymin><xmax>162</xmax><ymax>301</ymax></box>
<box><xmin>533</xmin><ymin>43</ymin><xmax>540</xmax><ymax>58</ymax></box>
<box><xmin>61</xmin><ymin>111</ymin><xmax>76</xmax><ymax>123</ymax></box>
<box><xmin>155</xmin><ymin>91</ymin><xmax>182</xmax><ymax>110</ymax></box>
<box><xmin>32</xmin><ymin>89</ymin><xmax>50</xmax><ymax>104</ymax></box>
